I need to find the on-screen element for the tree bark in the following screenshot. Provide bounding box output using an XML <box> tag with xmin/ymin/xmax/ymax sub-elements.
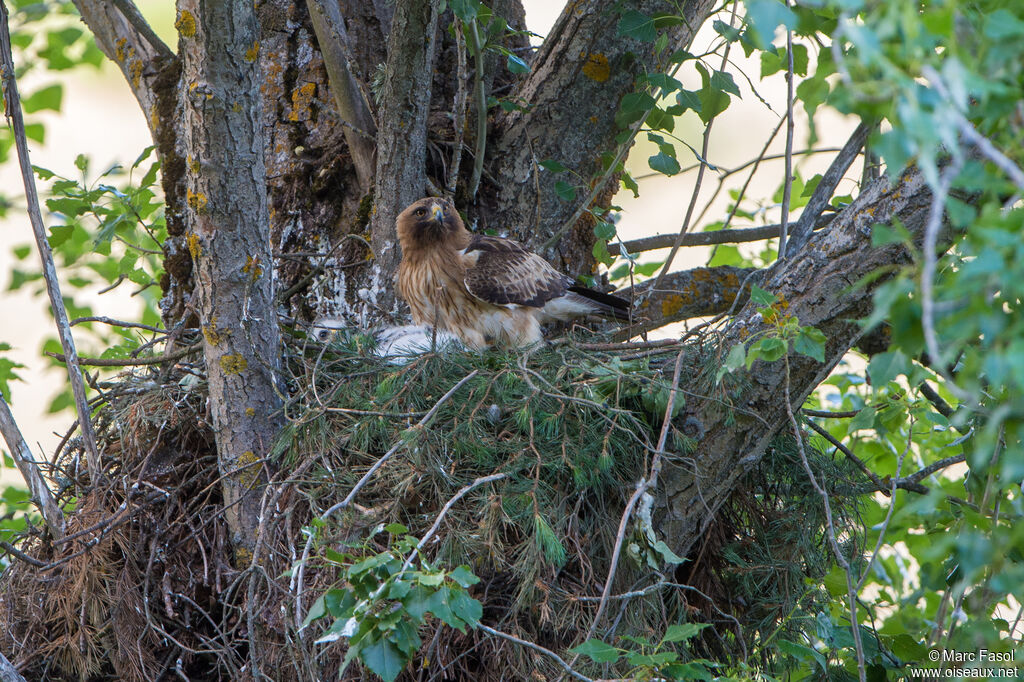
<box><xmin>367</xmin><ymin>0</ymin><xmax>442</xmax><ymax>319</ymax></box>
<box><xmin>177</xmin><ymin>0</ymin><xmax>284</xmax><ymax>558</ymax></box>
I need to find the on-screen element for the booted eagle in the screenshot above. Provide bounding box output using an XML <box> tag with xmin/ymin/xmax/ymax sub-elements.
<box><xmin>395</xmin><ymin>197</ymin><xmax>629</xmax><ymax>349</ymax></box>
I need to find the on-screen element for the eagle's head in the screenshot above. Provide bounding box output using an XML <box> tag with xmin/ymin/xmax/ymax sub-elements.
<box><xmin>396</xmin><ymin>197</ymin><xmax>465</xmax><ymax>247</ymax></box>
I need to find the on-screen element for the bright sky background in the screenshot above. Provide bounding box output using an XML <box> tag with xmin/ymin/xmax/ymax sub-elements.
<box><xmin>0</xmin><ymin>1</ymin><xmax>855</xmax><ymax>474</ymax></box>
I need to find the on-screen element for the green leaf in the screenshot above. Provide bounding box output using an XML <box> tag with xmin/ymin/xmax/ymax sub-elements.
<box><xmin>22</xmin><ymin>84</ymin><xmax>63</xmax><ymax>113</ymax></box>
<box><xmin>758</xmin><ymin>337</ymin><xmax>787</xmax><ymax>362</ymax></box>
<box><xmin>750</xmin><ymin>284</ymin><xmax>777</xmax><ymax>306</ymax></box>
<box><xmin>662</xmin><ymin>622</ymin><xmax>709</xmax><ymax>643</ymax></box>
<box><xmin>593</xmin><ymin>221</ymin><xmax>616</xmax><ymax>241</ymax></box>
<box><xmin>506</xmin><ymin>54</ymin><xmax>529</xmax><ymax>74</ymax></box>
<box><xmin>449</xmin><ymin>565</ymin><xmax>480</xmax><ymax>588</ymax></box>
<box><xmin>539</xmin><ymin>159</ymin><xmax>567</xmax><ymax>173</ymax></box>
<box><xmin>648</xmin><ymin>151</ymin><xmax>680</xmax><ymax>176</ymax></box>
<box><xmin>302</xmin><ymin>594</ymin><xmax>328</xmax><ymax>628</ymax></box>
<box><xmin>553</xmin><ymin>180</ymin><xmax>576</xmax><ymax>202</ymax></box>
<box><xmin>449</xmin><ymin>588</ymin><xmax>482</xmax><ymax>625</ymax></box>
<box><xmin>449</xmin><ymin>0</ymin><xmax>479</xmax><ymax>22</ymax></box>
<box><xmin>867</xmin><ymin>350</ymin><xmax>909</xmax><ymax>387</ymax></box>
<box><xmin>794</xmin><ymin>326</ymin><xmax>826</xmax><ymax>363</ymax></box>
<box><xmin>617</xmin><ymin>10</ymin><xmax>656</xmax><ymax>42</ymax></box>
<box><xmin>777</xmin><ymin>638</ymin><xmax>827</xmax><ymax>672</ymax></box>
<box><xmin>710</xmin><ymin>70</ymin><xmax>741</xmax><ymax>97</ymax></box>
<box><xmin>360</xmin><ymin>636</ymin><xmax>406</xmax><ymax>682</ymax></box>
<box><xmin>568</xmin><ymin>638</ymin><xmax>620</xmax><ymax>663</ymax></box>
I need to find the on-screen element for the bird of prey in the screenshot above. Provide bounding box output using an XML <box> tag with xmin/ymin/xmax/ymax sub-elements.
<box><xmin>395</xmin><ymin>197</ymin><xmax>629</xmax><ymax>349</ymax></box>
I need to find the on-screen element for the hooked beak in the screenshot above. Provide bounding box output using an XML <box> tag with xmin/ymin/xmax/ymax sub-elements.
<box><xmin>430</xmin><ymin>204</ymin><xmax>444</xmax><ymax>224</ymax></box>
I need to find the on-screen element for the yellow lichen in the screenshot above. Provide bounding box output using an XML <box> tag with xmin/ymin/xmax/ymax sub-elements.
<box><xmin>243</xmin><ymin>255</ymin><xmax>263</xmax><ymax>279</ymax></box>
<box><xmin>234</xmin><ymin>450</ymin><xmax>261</xmax><ymax>488</ymax></box>
<box><xmin>175</xmin><ymin>10</ymin><xmax>196</xmax><ymax>37</ymax></box>
<box><xmin>582</xmin><ymin>53</ymin><xmax>610</xmax><ymax>82</ymax></box>
<box><xmin>186</xmin><ymin>232</ymin><xmax>202</xmax><ymax>259</ymax></box>
<box><xmin>149</xmin><ymin>103</ymin><xmax>159</xmax><ymax>130</ymax></box>
<box><xmin>244</xmin><ymin>41</ymin><xmax>260</xmax><ymax>63</ymax></box>
<box><xmin>187</xmin><ymin>156</ymin><xmax>201</xmax><ymax>174</ymax></box>
<box><xmin>661</xmin><ymin>294</ymin><xmax>684</xmax><ymax>317</ymax></box>
<box><xmin>233</xmin><ymin>546</ymin><xmax>253</xmax><ymax>566</ymax></box>
<box><xmin>129</xmin><ymin>59</ymin><xmax>143</xmax><ymax>89</ymax></box>
<box><xmin>245</xmin><ymin>407</ymin><xmax>256</xmax><ymax>417</ymax></box>
<box><xmin>288</xmin><ymin>82</ymin><xmax>317</xmax><ymax>122</ymax></box>
<box><xmin>220</xmin><ymin>353</ymin><xmax>248</xmax><ymax>374</ymax></box>
<box><xmin>202</xmin><ymin>320</ymin><xmax>222</xmax><ymax>345</ymax></box>
<box><xmin>114</xmin><ymin>37</ymin><xmax>128</xmax><ymax>62</ymax></box>
<box><xmin>187</xmin><ymin>189</ymin><xmax>208</xmax><ymax>213</ymax></box>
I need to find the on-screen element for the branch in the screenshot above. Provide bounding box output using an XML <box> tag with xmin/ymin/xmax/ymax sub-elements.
<box><xmin>787</xmin><ymin>121</ymin><xmax>871</xmax><ymax>255</ymax></box>
<box><xmin>0</xmin><ymin>396</ymin><xmax>65</xmax><ymax>539</ymax></box>
<box><xmin>477</xmin><ymin>624</ymin><xmax>594</xmax><ymax>682</ymax></box>
<box><xmin>46</xmin><ymin>342</ymin><xmax>201</xmax><ymax>367</ymax></box>
<box><xmin>613</xmin><ymin>265</ymin><xmax>760</xmax><ymax>339</ymax></box>
<box><xmin>0</xmin><ymin>6</ymin><xmax>102</xmax><ymax>482</ymax></box>
<box><xmin>71</xmin><ymin>0</ymin><xmax>175</xmax><ymax>137</ymax></box>
<box><xmin>367</xmin><ymin>0</ymin><xmax>442</xmax><ymax>314</ymax></box>
<box><xmin>306</xmin><ymin>0</ymin><xmax>377</xmax><ymax>192</ymax></box>
<box><xmin>609</xmin><ymin>214</ymin><xmax>835</xmax><ymax>256</ymax></box>
<box><xmin>109</xmin><ymin>0</ymin><xmax>174</xmax><ymax>60</ymax></box>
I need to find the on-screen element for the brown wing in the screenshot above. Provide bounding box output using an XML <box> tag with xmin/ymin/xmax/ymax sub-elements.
<box><xmin>461</xmin><ymin>235</ymin><xmax>572</xmax><ymax>308</ymax></box>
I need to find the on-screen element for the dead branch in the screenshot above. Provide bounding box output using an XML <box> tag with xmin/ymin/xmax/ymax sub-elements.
<box><xmin>0</xmin><ymin>397</ymin><xmax>65</xmax><ymax>539</ymax></box>
<box><xmin>0</xmin><ymin>7</ymin><xmax>102</xmax><ymax>482</ymax></box>
<box><xmin>306</xmin><ymin>0</ymin><xmax>377</xmax><ymax>191</ymax></box>
<box><xmin>609</xmin><ymin>214</ymin><xmax>835</xmax><ymax>256</ymax></box>
<box><xmin>787</xmin><ymin>121</ymin><xmax>871</xmax><ymax>255</ymax></box>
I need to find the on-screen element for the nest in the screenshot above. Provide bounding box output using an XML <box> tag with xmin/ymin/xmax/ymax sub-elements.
<box><xmin>0</xmin><ymin>328</ymin><xmax>861</xmax><ymax>681</ymax></box>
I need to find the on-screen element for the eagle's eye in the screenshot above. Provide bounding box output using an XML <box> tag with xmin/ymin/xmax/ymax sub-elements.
<box><xmin>415</xmin><ymin>207</ymin><xmax>426</xmax><ymax>217</ymax></box>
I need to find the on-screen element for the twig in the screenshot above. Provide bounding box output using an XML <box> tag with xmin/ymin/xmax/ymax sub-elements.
<box><xmin>293</xmin><ymin>370</ymin><xmax>479</xmax><ymax>626</ymax></box>
<box><xmin>585</xmin><ymin>348</ymin><xmax>685</xmax><ymax>639</ymax></box>
<box><xmin>784</xmin><ymin>356</ymin><xmax>866</xmax><ymax>682</ymax></box>
<box><xmin>477</xmin><ymin>624</ymin><xmax>594</xmax><ymax>682</ymax></box>
<box><xmin>0</xmin><ymin>540</ymin><xmax>49</xmax><ymax>568</ymax></box>
<box><xmin>467</xmin><ymin>19</ymin><xmax>487</xmax><ymax>200</ymax></box>
<box><xmin>47</xmin><ymin>342</ymin><xmax>201</xmax><ymax>367</ymax></box>
<box><xmin>70</xmin><ymin>315</ymin><xmax>166</xmax><ymax>333</ymax></box>
<box><xmin>802</xmin><ymin>408</ymin><xmax>861</xmax><ymax>419</ymax></box>
<box><xmin>0</xmin><ymin>396</ymin><xmax>65</xmax><ymax>539</ymax></box>
<box><xmin>399</xmin><ymin>472</ymin><xmax>507</xmax><ymax>574</ymax></box>
<box><xmin>0</xmin><ymin>7</ymin><xmax>102</xmax><ymax>481</ymax></box>
<box><xmin>447</xmin><ymin>21</ymin><xmax>469</xmax><ymax>193</ymax></box>
<box><xmin>608</xmin><ymin>213</ymin><xmax>834</xmax><ymax>255</ymax></box>
<box><xmin>856</xmin><ymin>423</ymin><xmax>912</xmax><ymax>591</ymax></box>
<box><xmin>920</xmin><ymin>157</ymin><xmax>970</xmax><ymax>403</ymax></box>
<box><xmin>778</xmin><ymin>9</ymin><xmax>795</xmax><ymax>260</ymax></box>
<box><xmin>804</xmin><ymin>418</ymin><xmax>889</xmax><ymax>495</ymax></box>
<box><xmin>651</xmin><ymin>3</ymin><xmax>739</xmax><ymax>290</ymax></box>
<box><xmin>787</xmin><ymin>121</ymin><xmax>871</xmax><ymax>255</ymax></box>
<box><xmin>110</xmin><ymin>0</ymin><xmax>174</xmax><ymax>61</ymax></box>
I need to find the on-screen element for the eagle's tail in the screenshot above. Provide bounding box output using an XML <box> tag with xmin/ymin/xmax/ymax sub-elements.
<box><xmin>567</xmin><ymin>285</ymin><xmax>632</xmax><ymax>321</ymax></box>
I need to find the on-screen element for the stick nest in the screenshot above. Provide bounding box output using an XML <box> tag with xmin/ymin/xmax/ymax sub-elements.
<box><xmin>0</xmin><ymin>328</ymin><xmax>861</xmax><ymax>681</ymax></box>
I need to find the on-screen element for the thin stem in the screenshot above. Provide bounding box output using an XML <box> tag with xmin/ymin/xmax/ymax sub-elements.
<box><xmin>467</xmin><ymin>19</ymin><xmax>487</xmax><ymax>200</ymax></box>
<box><xmin>0</xmin><ymin>4</ymin><xmax>102</xmax><ymax>482</ymax></box>
<box><xmin>778</xmin><ymin>6</ymin><xmax>795</xmax><ymax>260</ymax></box>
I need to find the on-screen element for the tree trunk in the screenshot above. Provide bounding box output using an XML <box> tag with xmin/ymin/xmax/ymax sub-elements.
<box><xmin>177</xmin><ymin>0</ymin><xmax>283</xmax><ymax>557</ymax></box>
